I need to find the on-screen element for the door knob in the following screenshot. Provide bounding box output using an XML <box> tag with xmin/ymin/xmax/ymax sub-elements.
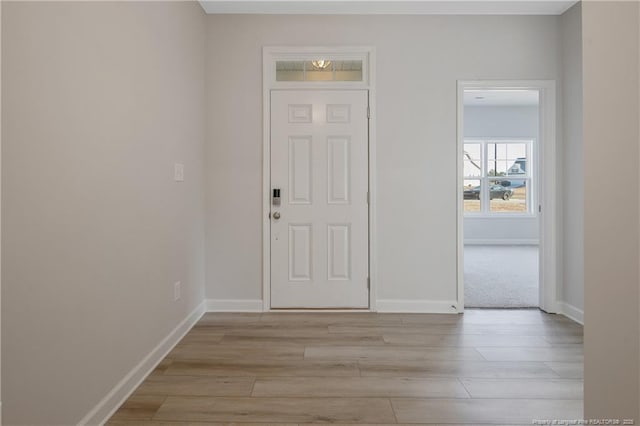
<box><xmin>272</xmin><ymin>212</ymin><xmax>281</xmax><ymax>220</ymax></box>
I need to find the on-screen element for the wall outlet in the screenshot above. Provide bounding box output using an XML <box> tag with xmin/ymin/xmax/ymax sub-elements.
<box><xmin>174</xmin><ymin>163</ymin><xmax>184</xmax><ymax>182</ymax></box>
<box><xmin>174</xmin><ymin>281</ymin><xmax>182</xmax><ymax>301</ymax></box>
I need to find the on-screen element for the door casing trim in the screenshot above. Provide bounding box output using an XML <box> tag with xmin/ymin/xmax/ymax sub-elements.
<box><xmin>456</xmin><ymin>80</ymin><xmax>558</xmax><ymax>313</ymax></box>
<box><xmin>262</xmin><ymin>46</ymin><xmax>377</xmax><ymax>312</ymax></box>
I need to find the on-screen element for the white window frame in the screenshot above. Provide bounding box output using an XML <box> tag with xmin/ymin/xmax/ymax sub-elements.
<box><xmin>463</xmin><ymin>138</ymin><xmax>537</xmax><ymax>218</ymax></box>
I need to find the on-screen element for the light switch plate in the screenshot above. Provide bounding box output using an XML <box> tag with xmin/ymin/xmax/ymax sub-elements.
<box><xmin>174</xmin><ymin>281</ymin><xmax>181</xmax><ymax>301</ymax></box>
<box><xmin>174</xmin><ymin>163</ymin><xmax>184</xmax><ymax>182</ymax></box>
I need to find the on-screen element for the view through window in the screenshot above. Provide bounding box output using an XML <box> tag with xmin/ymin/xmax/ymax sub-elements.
<box><xmin>463</xmin><ymin>140</ymin><xmax>533</xmax><ymax>214</ymax></box>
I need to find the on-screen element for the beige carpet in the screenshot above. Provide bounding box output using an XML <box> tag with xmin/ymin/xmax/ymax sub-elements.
<box><xmin>464</xmin><ymin>245</ymin><xmax>539</xmax><ymax>308</ymax></box>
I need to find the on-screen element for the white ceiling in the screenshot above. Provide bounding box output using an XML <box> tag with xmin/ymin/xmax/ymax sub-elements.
<box><xmin>199</xmin><ymin>0</ymin><xmax>577</xmax><ymax>15</ymax></box>
<box><xmin>463</xmin><ymin>90</ymin><xmax>539</xmax><ymax>107</ymax></box>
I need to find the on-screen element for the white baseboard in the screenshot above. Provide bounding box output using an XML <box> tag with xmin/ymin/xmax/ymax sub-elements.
<box><xmin>205</xmin><ymin>298</ymin><xmax>461</xmax><ymax>314</ymax></box>
<box><xmin>206</xmin><ymin>299</ymin><xmax>264</xmax><ymax>312</ymax></box>
<box><xmin>558</xmin><ymin>301</ymin><xmax>584</xmax><ymax>325</ymax></box>
<box><xmin>77</xmin><ymin>301</ymin><xmax>206</xmax><ymax>426</ymax></box>
<box><xmin>464</xmin><ymin>239</ymin><xmax>539</xmax><ymax>245</ymax></box>
<box><xmin>376</xmin><ymin>299</ymin><xmax>460</xmax><ymax>314</ymax></box>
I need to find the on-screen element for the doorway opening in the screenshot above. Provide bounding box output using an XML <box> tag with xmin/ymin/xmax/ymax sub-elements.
<box><xmin>457</xmin><ymin>81</ymin><xmax>557</xmax><ymax>312</ymax></box>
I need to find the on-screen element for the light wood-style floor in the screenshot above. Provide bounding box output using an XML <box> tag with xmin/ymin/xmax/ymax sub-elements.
<box><xmin>107</xmin><ymin>309</ymin><xmax>583</xmax><ymax>425</ymax></box>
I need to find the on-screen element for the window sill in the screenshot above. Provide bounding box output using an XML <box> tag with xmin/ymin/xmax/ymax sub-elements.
<box><xmin>463</xmin><ymin>213</ymin><xmax>538</xmax><ymax>219</ymax></box>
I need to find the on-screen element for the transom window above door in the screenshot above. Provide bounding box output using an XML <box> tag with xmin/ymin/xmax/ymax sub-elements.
<box><xmin>463</xmin><ymin>139</ymin><xmax>535</xmax><ymax>216</ymax></box>
<box><xmin>276</xmin><ymin>60</ymin><xmax>364</xmax><ymax>82</ymax></box>
<box><xmin>264</xmin><ymin>47</ymin><xmax>372</xmax><ymax>88</ymax></box>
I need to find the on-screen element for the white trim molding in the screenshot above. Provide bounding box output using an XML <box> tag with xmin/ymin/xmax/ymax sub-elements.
<box><xmin>464</xmin><ymin>239</ymin><xmax>539</xmax><ymax>246</ymax></box>
<box><xmin>376</xmin><ymin>299</ymin><xmax>460</xmax><ymax>314</ymax></box>
<box><xmin>77</xmin><ymin>302</ymin><xmax>205</xmax><ymax>426</ymax></box>
<box><xmin>456</xmin><ymin>80</ymin><xmax>558</xmax><ymax>314</ymax></box>
<box><xmin>262</xmin><ymin>46</ymin><xmax>377</xmax><ymax>312</ymax></box>
<box><xmin>206</xmin><ymin>299</ymin><xmax>264</xmax><ymax>312</ymax></box>
<box><xmin>198</xmin><ymin>1</ymin><xmax>577</xmax><ymax>16</ymax></box>
<box><xmin>558</xmin><ymin>301</ymin><xmax>584</xmax><ymax>325</ymax></box>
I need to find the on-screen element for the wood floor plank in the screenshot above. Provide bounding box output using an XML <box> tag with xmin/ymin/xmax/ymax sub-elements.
<box><xmin>543</xmin><ymin>334</ymin><xmax>584</xmax><ymax>344</ymax></box>
<box><xmin>391</xmin><ymin>398</ymin><xmax>583</xmax><ymax>424</ymax></box>
<box><xmin>108</xmin><ymin>395</ymin><xmax>166</xmax><ymax>421</ymax></box>
<box><xmin>108</xmin><ymin>422</ymin><xmax>520</xmax><ymax>426</ymax></box>
<box><xmin>329</xmin><ymin>324</ymin><xmax>459</xmax><ymax>336</ymax></box>
<box><xmin>176</xmin><ymin>330</ymin><xmax>225</xmax><ymax>345</ymax></box>
<box><xmin>359</xmin><ymin>360</ymin><xmax>560</xmax><ymax>379</ymax></box>
<box><xmin>460</xmin><ymin>378</ymin><xmax>583</xmax><ymax>399</ymax></box>
<box><xmin>222</xmin><ymin>326</ymin><xmax>332</xmax><ymax>338</ymax></box>
<box><xmin>382</xmin><ymin>334</ymin><xmax>550</xmax><ymax>347</ymax></box>
<box><xmin>183</xmin><ymin>340</ymin><xmax>310</xmax><ymax>350</ymax></box>
<box><xmin>329</xmin><ymin>323</ymin><xmax>583</xmax><ymax>337</ymax></box>
<box><xmin>252</xmin><ymin>376</ymin><xmax>470</xmax><ymax>398</ymax></box>
<box><xmin>167</xmin><ymin>344</ymin><xmax>305</xmax><ymax>361</ymax></box>
<box><xmin>398</xmin><ymin>314</ymin><xmax>465</xmax><ymax>325</ymax></box>
<box><xmin>304</xmin><ymin>424</ymin><xmax>524</xmax><ymax>426</ymax></box>
<box><xmin>109</xmin><ymin>422</ymin><xmax>296</xmax><ymax>426</ymax></box>
<box><xmin>304</xmin><ymin>424</ymin><xmax>526</xmax><ymax>426</ymax></box>
<box><xmin>220</xmin><ymin>334</ymin><xmax>385</xmax><ymax>346</ymax></box>
<box><xmin>134</xmin><ymin>375</ymin><xmax>255</xmax><ymax>397</ymax></box>
<box><xmin>545</xmin><ymin>361</ymin><xmax>584</xmax><ymax>378</ymax></box>
<box><xmin>476</xmin><ymin>346</ymin><xmax>583</xmax><ymax>362</ymax></box>
<box><xmin>164</xmin><ymin>359</ymin><xmax>360</xmax><ymax>377</ymax></box>
<box><xmin>153</xmin><ymin>397</ymin><xmax>397</xmax><ymax>423</ymax></box>
<box><xmin>302</xmin><ymin>423</ymin><xmax>520</xmax><ymax>426</ymax></box>
<box><xmin>305</xmin><ymin>345</ymin><xmax>485</xmax><ymax>361</ymax></box>
<box><xmin>448</xmin><ymin>310</ymin><xmax>575</xmax><ymax>325</ymax></box>
<box><xmin>152</xmin><ymin>358</ymin><xmax>174</xmax><ymax>375</ymax></box>
<box><xmin>260</xmin><ymin>312</ymin><xmax>403</xmax><ymax>325</ymax></box>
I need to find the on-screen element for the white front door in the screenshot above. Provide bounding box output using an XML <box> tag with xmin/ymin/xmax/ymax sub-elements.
<box><xmin>270</xmin><ymin>90</ymin><xmax>369</xmax><ymax>309</ymax></box>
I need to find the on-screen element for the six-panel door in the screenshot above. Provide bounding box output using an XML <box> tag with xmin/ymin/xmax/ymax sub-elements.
<box><xmin>270</xmin><ymin>90</ymin><xmax>369</xmax><ymax>308</ymax></box>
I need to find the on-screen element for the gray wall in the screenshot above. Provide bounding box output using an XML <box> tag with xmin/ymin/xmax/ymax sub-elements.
<box><xmin>463</xmin><ymin>105</ymin><xmax>539</xmax><ymax>244</ymax></box>
<box><xmin>205</xmin><ymin>14</ymin><xmax>561</xmax><ymax>305</ymax></box>
<box><xmin>560</xmin><ymin>2</ymin><xmax>584</xmax><ymax>314</ymax></box>
<box><xmin>583</xmin><ymin>1</ymin><xmax>639</xmax><ymax>420</ymax></box>
<box><xmin>1</xmin><ymin>2</ymin><xmax>206</xmax><ymax>424</ymax></box>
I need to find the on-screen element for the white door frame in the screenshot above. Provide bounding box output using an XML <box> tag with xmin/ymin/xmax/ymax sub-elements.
<box><xmin>456</xmin><ymin>80</ymin><xmax>558</xmax><ymax>313</ymax></box>
<box><xmin>262</xmin><ymin>46</ymin><xmax>377</xmax><ymax>311</ymax></box>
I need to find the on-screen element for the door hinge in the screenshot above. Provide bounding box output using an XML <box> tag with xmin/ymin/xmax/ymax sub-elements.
<box><xmin>538</xmin><ymin>204</ymin><xmax>542</xmax><ymax>213</ymax></box>
<box><xmin>367</xmin><ymin>277</ymin><xmax>370</xmax><ymax>289</ymax></box>
<box><xmin>366</xmin><ymin>191</ymin><xmax>370</xmax><ymax>204</ymax></box>
<box><xmin>367</xmin><ymin>106</ymin><xmax>370</xmax><ymax>119</ymax></box>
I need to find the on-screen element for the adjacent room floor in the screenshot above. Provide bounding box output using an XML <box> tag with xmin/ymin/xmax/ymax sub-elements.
<box><xmin>464</xmin><ymin>245</ymin><xmax>539</xmax><ymax>308</ymax></box>
<box><xmin>108</xmin><ymin>309</ymin><xmax>583</xmax><ymax>425</ymax></box>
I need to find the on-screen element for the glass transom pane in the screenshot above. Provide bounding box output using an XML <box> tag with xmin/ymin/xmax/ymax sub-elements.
<box><xmin>276</xmin><ymin>61</ymin><xmax>304</xmax><ymax>81</ymax></box>
<box><xmin>275</xmin><ymin>59</ymin><xmax>363</xmax><ymax>82</ymax></box>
